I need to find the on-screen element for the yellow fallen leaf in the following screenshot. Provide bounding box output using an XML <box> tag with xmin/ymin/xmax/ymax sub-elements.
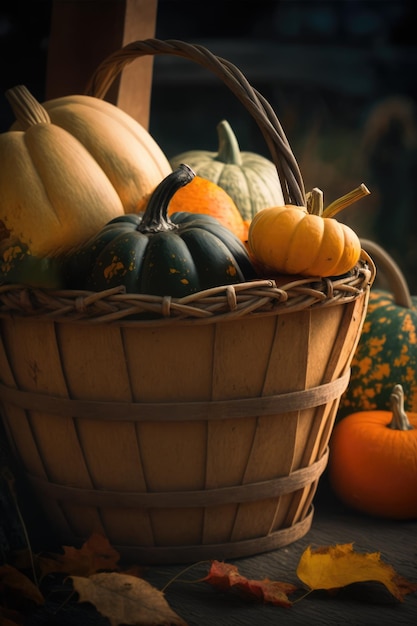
<box><xmin>70</xmin><ymin>572</ymin><xmax>188</xmax><ymax>626</ymax></box>
<box><xmin>297</xmin><ymin>543</ymin><xmax>416</xmax><ymax>601</ymax></box>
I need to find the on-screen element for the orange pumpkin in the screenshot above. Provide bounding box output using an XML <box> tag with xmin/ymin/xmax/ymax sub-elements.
<box><xmin>329</xmin><ymin>384</ymin><xmax>417</xmax><ymax>519</ymax></box>
<box><xmin>137</xmin><ymin>174</ymin><xmax>248</xmax><ymax>242</ymax></box>
<box><xmin>248</xmin><ymin>204</ymin><xmax>361</xmax><ymax>277</ymax></box>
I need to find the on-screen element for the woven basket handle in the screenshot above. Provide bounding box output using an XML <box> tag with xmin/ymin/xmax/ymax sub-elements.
<box><xmin>85</xmin><ymin>38</ymin><xmax>305</xmax><ymax>207</ymax></box>
<box><xmin>360</xmin><ymin>239</ymin><xmax>412</xmax><ymax>308</ymax></box>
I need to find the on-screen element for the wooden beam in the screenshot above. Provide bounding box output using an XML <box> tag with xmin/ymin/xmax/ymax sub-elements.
<box><xmin>45</xmin><ymin>0</ymin><xmax>158</xmax><ymax>129</ymax></box>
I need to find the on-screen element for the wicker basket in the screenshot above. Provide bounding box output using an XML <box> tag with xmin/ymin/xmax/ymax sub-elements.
<box><xmin>0</xmin><ymin>39</ymin><xmax>375</xmax><ymax>564</ymax></box>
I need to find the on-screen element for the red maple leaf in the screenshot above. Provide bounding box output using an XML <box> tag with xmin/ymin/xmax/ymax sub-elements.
<box><xmin>202</xmin><ymin>560</ymin><xmax>298</xmax><ymax>607</ymax></box>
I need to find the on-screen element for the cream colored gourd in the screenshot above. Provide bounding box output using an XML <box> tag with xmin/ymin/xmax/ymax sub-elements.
<box><xmin>170</xmin><ymin>120</ymin><xmax>284</xmax><ymax>221</ymax></box>
<box><xmin>0</xmin><ymin>103</ymin><xmax>119</xmax><ymax>256</ymax></box>
<box><xmin>8</xmin><ymin>85</ymin><xmax>172</xmax><ymax>215</ymax></box>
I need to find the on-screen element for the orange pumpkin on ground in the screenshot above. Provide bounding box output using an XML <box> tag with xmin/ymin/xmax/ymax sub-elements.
<box><xmin>329</xmin><ymin>384</ymin><xmax>417</xmax><ymax>520</ymax></box>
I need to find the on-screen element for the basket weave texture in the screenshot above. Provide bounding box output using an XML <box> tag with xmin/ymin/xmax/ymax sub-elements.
<box><xmin>0</xmin><ymin>39</ymin><xmax>375</xmax><ymax>564</ymax></box>
<box><xmin>0</xmin><ymin>267</ymin><xmax>372</xmax><ymax>325</ymax></box>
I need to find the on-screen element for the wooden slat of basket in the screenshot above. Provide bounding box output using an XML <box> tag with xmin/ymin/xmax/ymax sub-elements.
<box><xmin>0</xmin><ymin>324</ymin><xmax>45</xmax><ymax>478</ymax></box>
<box><xmin>203</xmin><ymin>316</ymin><xmax>278</xmax><ymax>544</ymax></box>
<box><xmin>283</xmin><ymin>309</ymin><xmax>348</xmax><ymax>527</ymax></box>
<box><xmin>56</xmin><ymin>323</ymin><xmax>155</xmax><ymax>545</ymax></box>
<box><xmin>286</xmin><ymin>290</ymin><xmax>371</xmax><ymax>526</ymax></box>
<box><xmin>0</xmin><ymin>317</ymin><xmax>104</xmax><ymax>538</ymax></box>
<box><xmin>267</xmin><ymin>311</ymin><xmax>319</xmax><ymax>535</ymax></box>
<box><xmin>291</xmin><ymin>305</ymin><xmax>343</xmax><ymax>470</ymax></box>
<box><xmin>228</xmin><ymin>310</ymin><xmax>311</xmax><ymax>542</ymax></box>
<box><xmin>0</xmin><ymin>327</ymin><xmax>64</xmax><ymax>552</ymax></box>
<box><xmin>303</xmin><ymin>295</ymin><xmax>370</xmax><ymax>468</ymax></box>
<box><xmin>126</xmin><ymin>324</ymin><xmax>213</xmax><ymax>546</ymax></box>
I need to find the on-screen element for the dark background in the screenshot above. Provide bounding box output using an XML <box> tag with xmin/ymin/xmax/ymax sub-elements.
<box><xmin>1</xmin><ymin>0</ymin><xmax>417</xmax><ymax>290</ymax></box>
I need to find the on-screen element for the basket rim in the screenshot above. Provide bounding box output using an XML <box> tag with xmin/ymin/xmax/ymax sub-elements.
<box><xmin>0</xmin><ymin>254</ymin><xmax>375</xmax><ymax>326</ymax></box>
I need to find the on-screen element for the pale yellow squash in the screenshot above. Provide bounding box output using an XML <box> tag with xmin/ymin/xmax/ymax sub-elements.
<box><xmin>0</xmin><ymin>112</ymin><xmax>124</xmax><ymax>257</ymax></box>
<box><xmin>9</xmin><ymin>86</ymin><xmax>172</xmax><ymax>214</ymax></box>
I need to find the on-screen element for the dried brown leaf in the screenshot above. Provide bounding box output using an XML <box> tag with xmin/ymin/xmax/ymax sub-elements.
<box><xmin>71</xmin><ymin>572</ymin><xmax>188</xmax><ymax>626</ymax></box>
<box><xmin>0</xmin><ymin>564</ymin><xmax>44</xmax><ymax>607</ymax></box>
<box><xmin>0</xmin><ymin>605</ymin><xmax>25</xmax><ymax>626</ymax></box>
<box><xmin>38</xmin><ymin>532</ymin><xmax>120</xmax><ymax>578</ymax></box>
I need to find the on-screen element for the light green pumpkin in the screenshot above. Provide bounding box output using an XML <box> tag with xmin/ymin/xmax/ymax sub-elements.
<box><xmin>170</xmin><ymin>120</ymin><xmax>284</xmax><ymax>222</ymax></box>
<box><xmin>338</xmin><ymin>239</ymin><xmax>417</xmax><ymax>418</ymax></box>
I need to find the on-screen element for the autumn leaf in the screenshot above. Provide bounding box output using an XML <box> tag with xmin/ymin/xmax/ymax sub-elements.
<box><xmin>38</xmin><ymin>532</ymin><xmax>120</xmax><ymax>578</ymax></box>
<box><xmin>0</xmin><ymin>605</ymin><xmax>25</xmax><ymax>626</ymax></box>
<box><xmin>297</xmin><ymin>543</ymin><xmax>417</xmax><ymax>601</ymax></box>
<box><xmin>202</xmin><ymin>560</ymin><xmax>297</xmax><ymax>607</ymax></box>
<box><xmin>70</xmin><ymin>572</ymin><xmax>188</xmax><ymax>626</ymax></box>
<box><xmin>0</xmin><ymin>564</ymin><xmax>44</xmax><ymax>609</ymax></box>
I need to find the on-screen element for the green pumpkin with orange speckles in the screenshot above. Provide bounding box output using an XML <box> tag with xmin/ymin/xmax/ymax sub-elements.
<box><xmin>338</xmin><ymin>240</ymin><xmax>417</xmax><ymax>418</ymax></box>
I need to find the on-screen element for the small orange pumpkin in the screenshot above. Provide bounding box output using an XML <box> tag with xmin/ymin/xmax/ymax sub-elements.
<box><xmin>247</xmin><ymin>185</ymin><xmax>367</xmax><ymax>277</ymax></box>
<box><xmin>329</xmin><ymin>384</ymin><xmax>417</xmax><ymax>520</ymax></box>
<box><xmin>248</xmin><ymin>204</ymin><xmax>361</xmax><ymax>277</ymax></box>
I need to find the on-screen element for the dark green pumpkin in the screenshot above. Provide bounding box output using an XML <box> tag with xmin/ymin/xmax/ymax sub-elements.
<box><xmin>338</xmin><ymin>239</ymin><xmax>417</xmax><ymax>417</ymax></box>
<box><xmin>67</xmin><ymin>164</ymin><xmax>257</xmax><ymax>297</ymax></box>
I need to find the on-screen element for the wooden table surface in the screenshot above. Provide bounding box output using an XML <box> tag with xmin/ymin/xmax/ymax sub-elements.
<box><xmin>26</xmin><ymin>474</ymin><xmax>417</xmax><ymax>626</ymax></box>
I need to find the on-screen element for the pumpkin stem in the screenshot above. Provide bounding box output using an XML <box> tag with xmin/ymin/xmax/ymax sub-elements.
<box><xmin>138</xmin><ymin>164</ymin><xmax>195</xmax><ymax>233</ymax></box>
<box><xmin>388</xmin><ymin>384</ymin><xmax>414</xmax><ymax>431</ymax></box>
<box><xmin>5</xmin><ymin>85</ymin><xmax>51</xmax><ymax>128</ymax></box>
<box><xmin>306</xmin><ymin>187</ymin><xmax>324</xmax><ymax>216</ymax></box>
<box><xmin>215</xmin><ymin>120</ymin><xmax>243</xmax><ymax>166</ymax></box>
<box><xmin>322</xmin><ymin>183</ymin><xmax>370</xmax><ymax>219</ymax></box>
